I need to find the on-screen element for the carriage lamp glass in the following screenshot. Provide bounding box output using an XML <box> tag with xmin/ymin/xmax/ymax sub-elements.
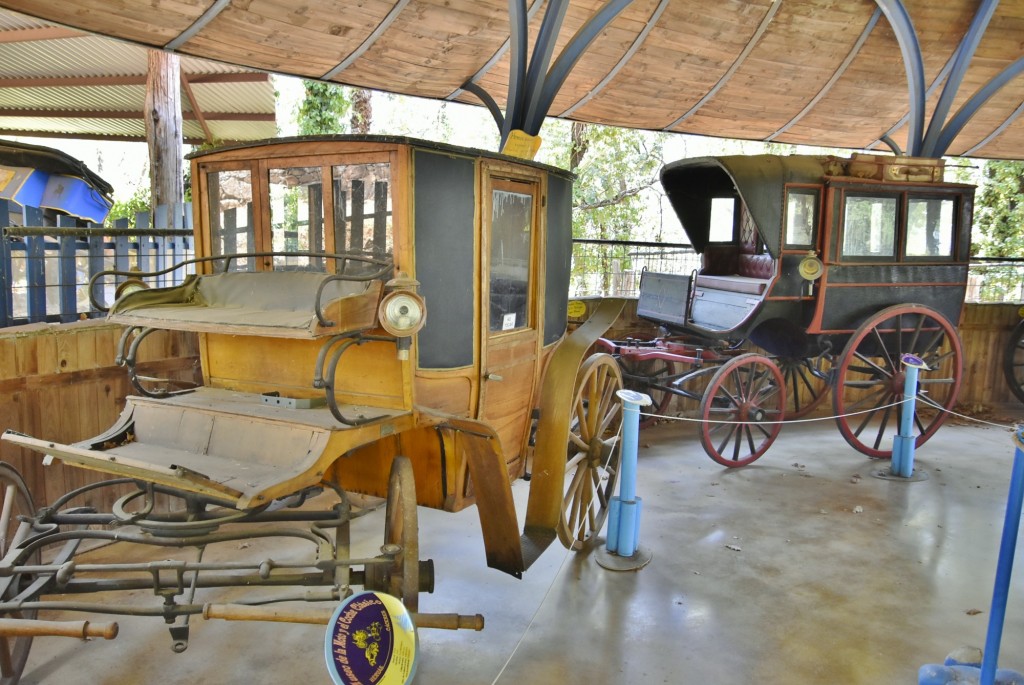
<box><xmin>379</xmin><ymin>291</ymin><xmax>425</xmax><ymax>336</ymax></box>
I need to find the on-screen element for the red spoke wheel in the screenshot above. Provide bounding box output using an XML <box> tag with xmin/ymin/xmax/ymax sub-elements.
<box><xmin>777</xmin><ymin>353</ymin><xmax>832</xmax><ymax>420</ymax></box>
<box><xmin>833</xmin><ymin>304</ymin><xmax>963</xmax><ymax>459</ymax></box>
<box><xmin>0</xmin><ymin>463</ymin><xmax>38</xmax><ymax>685</ymax></box>
<box><xmin>1003</xmin><ymin>318</ymin><xmax>1024</xmax><ymax>405</ymax></box>
<box><xmin>699</xmin><ymin>354</ymin><xmax>785</xmax><ymax>467</ymax></box>
<box><xmin>559</xmin><ymin>354</ymin><xmax>623</xmax><ymax>550</ymax></box>
<box><xmin>617</xmin><ymin>356</ymin><xmax>677</xmax><ymax>428</ymax></box>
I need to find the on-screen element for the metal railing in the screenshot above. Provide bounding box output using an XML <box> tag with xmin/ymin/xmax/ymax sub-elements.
<box><xmin>570</xmin><ymin>238</ymin><xmax>1024</xmax><ymax>303</ymax></box>
<box><xmin>570</xmin><ymin>238</ymin><xmax>700</xmax><ymax>298</ymax></box>
<box><xmin>0</xmin><ymin>200</ymin><xmax>194</xmax><ymax>327</ymax></box>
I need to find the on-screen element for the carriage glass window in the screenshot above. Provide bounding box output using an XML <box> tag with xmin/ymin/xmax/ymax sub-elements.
<box><xmin>842</xmin><ymin>195</ymin><xmax>897</xmax><ymax>258</ymax></box>
<box><xmin>490</xmin><ymin>184</ymin><xmax>534</xmax><ymax>332</ymax></box>
<box><xmin>708</xmin><ymin>197</ymin><xmax>736</xmax><ymax>242</ymax></box>
<box><xmin>268</xmin><ymin>166</ymin><xmax>324</xmax><ymax>271</ymax></box>
<box><xmin>332</xmin><ymin>163</ymin><xmax>392</xmax><ymax>276</ymax></box>
<box><xmin>785</xmin><ymin>189</ymin><xmax>817</xmax><ymax>247</ymax></box>
<box><xmin>206</xmin><ymin>169</ymin><xmax>255</xmax><ymax>271</ymax></box>
<box><xmin>906</xmin><ymin>196</ymin><xmax>955</xmax><ymax>258</ymax></box>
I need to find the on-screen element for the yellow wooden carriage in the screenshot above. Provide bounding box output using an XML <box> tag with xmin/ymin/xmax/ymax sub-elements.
<box><xmin>0</xmin><ymin>136</ymin><xmax>625</xmax><ymax>682</ymax></box>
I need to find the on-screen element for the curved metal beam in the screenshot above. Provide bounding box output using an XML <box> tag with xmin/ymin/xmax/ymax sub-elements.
<box><xmin>961</xmin><ymin>98</ymin><xmax>1024</xmax><ymax>157</ymax></box>
<box><xmin>920</xmin><ymin>0</ymin><xmax>1000</xmax><ymax>157</ymax></box>
<box><xmin>164</xmin><ymin>0</ymin><xmax>230</xmax><ymax>51</ymax></box>
<box><xmin>522</xmin><ymin>0</ymin><xmax>570</xmax><ymax>131</ymax></box>
<box><xmin>321</xmin><ymin>0</ymin><xmax>412</xmax><ymax>80</ymax></box>
<box><xmin>460</xmin><ymin>81</ymin><xmax>505</xmax><ymax>131</ymax></box>
<box><xmin>868</xmin><ymin>52</ymin><xmax>955</xmax><ymax>151</ymax></box>
<box><xmin>445</xmin><ymin>0</ymin><xmax>546</xmax><ymax>101</ymax></box>
<box><xmin>880</xmin><ymin>134</ymin><xmax>904</xmax><ymax>156</ymax></box>
<box><xmin>935</xmin><ymin>56</ymin><xmax>1024</xmax><ymax>156</ymax></box>
<box><xmin>502</xmin><ymin>0</ymin><xmax>530</xmax><ymax>144</ymax></box>
<box><xmin>873</xmin><ymin>0</ymin><xmax>926</xmax><ymax>155</ymax></box>
<box><xmin>766</xmin><ymin>7</ymin><xmax>881</xmax><ymax>141</ymax></box>
<box><xmin>557</xmin><ymin>0</ymin><xmax>670</xmax><ymax>118</ymax></box>
<box><xmin>662</xmin><ymin>0</ymin><xmax>781</xmax><ymax>131</ymax></box>
<box><xmin>524</xmin><ymin>0</ymin><xmax>633</xmax><ymax>135</ymax></box>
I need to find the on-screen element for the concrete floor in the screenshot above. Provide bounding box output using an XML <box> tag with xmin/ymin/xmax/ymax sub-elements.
<box><xmin>18</xmin><ymin>409</ymin><xmax>1024</xmax><ymax>685</ymax></box>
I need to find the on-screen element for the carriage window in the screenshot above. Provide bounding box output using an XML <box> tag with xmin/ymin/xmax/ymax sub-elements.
<box><xmin>489</xmin><ymin>185</ymin><xmax>534</xmax><ymax>332</ymax></box>
<box><xmin>332</xmin><ymin>163</ymin><xmax>393</xmax><ymax>274</ymax></box>
<box><xmin>206</xmin><ymin>169</ymin><xmax>256</xmax><ymax>271</ymax></box>
<box><xmin>906</xmin><ymin>197</ymin><xmax>955</xmax><ymax>258</ymax></box>
<box><xmin>785</xmin><ymin>189</ymin><xmax>817</xmax><ymax>246</ymax></box>
<box><xmin>268</xmin><ymin>166</ymin><xmax>324</xmax><ymax>271</ymax></box>
<box><xmin>708</xmin><ymin>197</ymin><xmax>736</xmax><ymax>242</ymax></box>
<box><xmin>843</xmin><ymin>196</ymin><xmax>897</xmax><ymax>258</ymax></box>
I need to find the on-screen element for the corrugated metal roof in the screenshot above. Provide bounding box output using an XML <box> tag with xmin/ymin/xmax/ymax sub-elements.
<box><xmin>0</xmin><ymin>7</ymin><xmax>276</xmax><ymax>143</ymax></box>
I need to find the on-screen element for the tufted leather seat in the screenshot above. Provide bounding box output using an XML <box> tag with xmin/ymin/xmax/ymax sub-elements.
<box><xmin>738</xmin><ymin>253</ymin><xmax>774</xmax><ymax>280</ymax></box>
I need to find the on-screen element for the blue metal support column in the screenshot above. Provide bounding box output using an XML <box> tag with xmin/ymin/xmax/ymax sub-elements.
<box><xmin>597</xmin><ymin>389</ymin><xmax>653</xmax><ymax>572</ymax></box>
<box><xmin>874</xmin><ymin>0</ymin><xmax>926</xmax><ymax>155</ymax></box>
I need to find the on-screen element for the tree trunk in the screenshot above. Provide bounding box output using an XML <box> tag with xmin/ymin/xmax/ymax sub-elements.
<box><xmin>350</xmin><ymin>89</ymin><xmax>373</xmax><ymax>134</ymax></box>
<box><xmin>570</xmin><ymin>121</ymin><xmax>589</xmax><ymax>171</ymax></box>
<box><xmin>145</xmin><ymin>50</ymin><xmax>183</xmax><ymax>209</ymax></box>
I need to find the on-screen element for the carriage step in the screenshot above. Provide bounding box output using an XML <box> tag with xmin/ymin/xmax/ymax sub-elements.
<box><xmin>0</xmin><ymin>618</ymin><xmax>119</xmax><ymax>640</ymax></box>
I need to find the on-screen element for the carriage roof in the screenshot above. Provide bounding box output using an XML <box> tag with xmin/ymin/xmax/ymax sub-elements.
<box><xmin>187</xmin><ymin>134</ymin><xmax>574</xmax><ymax>179</ymax></box>
<box><xmin>661</xmin><ymin>154</ymin><xmax>827</xmax><ymax>258</ymax></box>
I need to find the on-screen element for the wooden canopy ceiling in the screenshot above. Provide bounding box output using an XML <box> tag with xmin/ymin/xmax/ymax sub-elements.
<box><xmin>1</xmin><ymin>0</ymin><xmax>1022</xmax><ymax>159</ymax></box>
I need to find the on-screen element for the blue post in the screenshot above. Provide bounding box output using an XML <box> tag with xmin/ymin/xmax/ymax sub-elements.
<box><xmin>917</xmin><ymin>429</ymin><xmax>1024</xmax><ymax>685</ymax></box>
<box><xmin>980</xmin><ymin>429</ymin><xmax>1024</xmax><ymax>684</ymax></box>
<box><xmin>892</xmin><ymin>354</ymin><xmax>929</xmax><ymax>478</ymax></box>
<box><xmin>605</xmin><ymin>389</ymin><xmax>651</xmax><ymax>557</ymax></box>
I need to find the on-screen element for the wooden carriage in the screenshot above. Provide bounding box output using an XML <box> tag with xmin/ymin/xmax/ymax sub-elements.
<box><xmin>603</xmin><ymin>153</ymin><xmax>974</xmax><ymax>464</ymax></box>
<box><xmin>0</xmin><ymin>136</ymin><xmax>626</xmax><ymax>682</ymax></box>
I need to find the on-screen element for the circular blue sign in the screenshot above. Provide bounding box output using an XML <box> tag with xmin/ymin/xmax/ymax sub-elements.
<box><xmin>324</xmin><ymin>592</ymin><xmax>417</xmax><ymax>685</ymax></box>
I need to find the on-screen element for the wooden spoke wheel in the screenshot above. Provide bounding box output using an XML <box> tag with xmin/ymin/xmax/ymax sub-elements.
<box><xmin>559</xmin><ymin>354</ymin><xmax>623</xmax><ymax>551</ymax></box>
<box><xmin>617</xmin><ymin>356</ymin><xmax>677</xmax><ymax>428</ymax></box>
<box><xmin>0</xmin><ymin>463</ymin><xmax>38</xmax><ymax>685</ymax></box>
<box><xmin>699</xmin><ymin>354</ymin><xmax>785</xmax><ymax>467</ymax></box>
<box><xmin>1003</xmin><ymin>318</ymin><xmax>1024</xmax><ymax>405</ymax></box>
<box><xmin>777</xmin><ymin>353</ymin><xmax>832</xmax><ymax>420</ymax></box>
<box><xmin>833</xmin><ymin>304</ymin><xmax>963</xmax><ymax>459</ymax></box>
<box><xmin>383</xmin><ymin>456</ymin><xmax>421</xmax><ymax>612</ymax></box>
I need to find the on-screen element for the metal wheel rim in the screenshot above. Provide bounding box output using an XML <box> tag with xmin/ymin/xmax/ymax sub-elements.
<box><xmin>559</xmin><ymin>354</ymin><xmax>623</xmax><ymax>550</ymax></box>
<box><xmin>0</xmin><ymin>464</ymin><xmax>37</xmax><ymax>685</ymax></box>
<box><xmin>1003</xmin><ymin>319</ymin><xmax>1024</xmax><ymax>405</ymax></box>
<box><xmin>699</xmin><ymin>354</ymin><xmax>785</xmax><ymax>467</ymax></box>
<box><xmin>833</xmin><ymin>304</ymin><xmax>963</xmax><ymax>459</ymax></box>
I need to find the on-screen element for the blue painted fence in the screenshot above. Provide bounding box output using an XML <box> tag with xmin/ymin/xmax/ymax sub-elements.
<box><xmin>0</xmin><ymin>199</ymin><xmax>194</xmax><ymax>328</ymax></box>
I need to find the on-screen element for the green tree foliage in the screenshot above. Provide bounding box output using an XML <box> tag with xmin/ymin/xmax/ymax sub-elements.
<box><xmin>972</xmin><ymin>159</ymin><xmax>1024</xmax><ymax>300</ymax></box>
<box><xmin>296</xmin><ymin>81</ymin><xmax>352</xmax><ymax>135</ymax></box>
<box><xmin>105</xmin><ymin>184</ymin><xmax>152</xmax><ymax>228</ymax></box>
<box><xmin>974</xmin><ymin>160</ymin><xmax>1024</xmax><ymax>258</ymax></box>
<box><xmin>539</xmin><ymin>120</ymin><xmax>667</xmax><ymax>294</ymax></box>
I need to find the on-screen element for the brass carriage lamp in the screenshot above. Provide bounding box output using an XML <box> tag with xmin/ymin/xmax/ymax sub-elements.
<box><xmin>378</xmin><ymin>272</ymin><xmax>426</xmax><ymax>360</ymax></box>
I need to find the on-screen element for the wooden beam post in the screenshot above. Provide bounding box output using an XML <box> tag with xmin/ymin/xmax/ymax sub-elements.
<box><xmin>145</xmin><ymin>50</ymin><xmax>183</xmax><ymax>208</ymax></box>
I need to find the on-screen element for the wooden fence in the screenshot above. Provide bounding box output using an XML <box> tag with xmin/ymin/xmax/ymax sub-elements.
<box><xmin>0</xmin><ymin>199</ymin><xmax>194</xmax><ymax>327</ymax></box>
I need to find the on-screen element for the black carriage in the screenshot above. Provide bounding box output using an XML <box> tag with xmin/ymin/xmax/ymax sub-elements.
<box><xmin>600</xmin><ymin>153</ymin><xmax>973</xmax><ymax>466</ymax></box>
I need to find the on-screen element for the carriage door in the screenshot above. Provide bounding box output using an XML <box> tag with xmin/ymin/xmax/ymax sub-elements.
<box><xmin>478</xmin><ymin>172</ymin><xmax>543</xmax><ymax>478</ymax></box>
